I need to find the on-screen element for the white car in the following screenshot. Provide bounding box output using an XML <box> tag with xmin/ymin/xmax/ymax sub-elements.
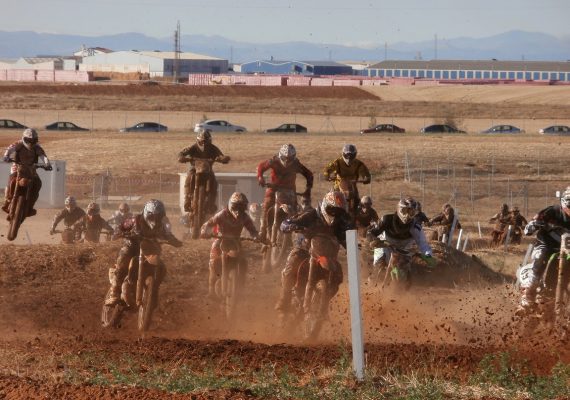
<box><xmin>194</xmin><ymin>119</ymin><xmax>247</xmax><ymax>133</ymax></box>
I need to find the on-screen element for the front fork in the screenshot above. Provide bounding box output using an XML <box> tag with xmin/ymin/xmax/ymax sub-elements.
<box><xmin>554</xmin><ymin>233</ymin><xmax>570</xmax><ymax>323</ymax></box>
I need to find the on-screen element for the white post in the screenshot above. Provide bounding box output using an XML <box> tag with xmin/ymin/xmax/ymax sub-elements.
<box><xmin>462</xmin><ymin>234</ymin><xmax>469</xmax><ymax>252</ymax></box>
<box><xmin>442</xmin><ymin>233</ymin><xmax>447</xmax><ymax>244</ymax></box>
<box><xmin>504</xmin><ymin>225</ymin><xmax>512</xmax><ymax>251</ymax></box>
<box><xmin>345</xmin><ymin>229</ymin><xmax>365</xmax><ymax>381</ymax></box>
<box><xmin>477</xmin><ymin>221</ymin><xmax>482</xmax><ymax>238</ymax></box>
<box><xmin>447</xmin><ymin>212</ymin><xmax>459</xmax><ymax>247</ymax></box>
<box><xmin>456</xmin><ymin>229</ymin><xmax>463</xmax><ymax>250</ymax></box>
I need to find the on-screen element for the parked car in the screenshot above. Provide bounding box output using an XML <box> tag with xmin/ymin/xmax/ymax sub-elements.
<box><xmin>539</xmin><ymin>125</ymin><xmax>570</xmax><ymax>135</ymax></box>
<box><xmin>194</xmin><ymin>119</ymin><xmax>246</xmax><ymax>133</ymax></box>
<box><xmin>120</xmin><ymin>122</ymin><xmax>168</xmax><ymax>132</ymax></box>
<box><xmin>45</xmin><ymin>121</ymin><xmax>89</xmax><ymax>131</ymax></box>
<box><xmin>0</xmin><ymin>119</ymin><xmax>27</xmax><ymax>130</ymax></box>
<box><xmin>420</xmin><ymin>124</ymin><xmax>465</xmax><ymax>134</ymax></box>
<box><xmin>265</xmin><ymin>123</ymin><xmax>307</xmax><ymax>133</ymax></box>
<box><xmin>361</xmin><ymin>124</ymin><xmax>405</xmax><ymax>134</ymax></box>
<box><xmin>481</xmin><ymin>125</ymin><xmax>524</xmax><ymax>134</ymax></box>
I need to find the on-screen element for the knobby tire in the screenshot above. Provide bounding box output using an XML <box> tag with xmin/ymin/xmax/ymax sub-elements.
<box><xmin>7</xmin><ymin>195</ymin><xmax>25</xmax><ymax>241</ymax></box>
<box><xmin>138</xmin><ymin>274</ymin><xmax>156</xmax><ymax>332</ymax></box>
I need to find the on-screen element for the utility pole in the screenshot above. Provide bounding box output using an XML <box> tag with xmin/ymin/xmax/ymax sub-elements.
<box><xmin>173</xmin><ymin>20</ymin><xmax>181</xmax><ymax>83</ymax></box>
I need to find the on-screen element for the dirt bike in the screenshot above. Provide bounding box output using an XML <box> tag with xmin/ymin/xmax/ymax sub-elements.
<box><xmin>82</xmin><ymin>227</ymin><xmax>113</xmax><ymax>243</ymax></box>
<box><xmin>324</xmin><ymin>173</ymin><xmax>368</xmax><ymax>219</ymax></box>
<box><xmin>185</xmin><ymin>156</ymin><xmax>227</xmax><ymax>240</ymax></box>
<box><xmin>261</xmin><ymin>183</ymin><xmax>303</xmax><ymax>273</ymax></box>
<box><xmin>53</xmin><ymin>225</ymin><xmax>79</xmax><ymax>244</ymax></box>
<box><xmin>490</xmin><ymin>222</ymin><xmax>522</xmax><ymax>247</ymax></box>
<box><xmin>101</xmin><ymin>238</ymin><xmax>167</xmax><ymax>333</ymax></box>
<box><xmin>516</xmin><ymin>226</ymin><xmax>570</xmax><ymax>338</ymax></box>
<box><xmin>279</xmin><ymin>230</ymin><xmax>342</xmax><ymax>341</ymax></box>
<box><xmin>6</xmin><ymin>162</ymin><xmax>50</xmax><ymax>241</ymax></box>
<box><xmin>370</xmin><ymin>239</ymin><xmax>435</xmax><ymax>291</ymax></box>
<box><xmin>209</xmin><ymin>235</ymin><xmax>256</xmax><ymax>321</ymax></box>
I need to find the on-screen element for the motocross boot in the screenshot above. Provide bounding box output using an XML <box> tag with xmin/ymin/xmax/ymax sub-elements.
<box><xmin>105</xmin><ymin>266</ymin><xmax>127</xmax><ymax>306</ymax></box>
<box><xmin>121</xmin><ymin>277</ymin><xmax>135</xmax><ymax>308</ymax></box>
<box><xmin>515</xmin><ymin>283</ymin><xmax>539</xmax><ymax>317</ymax></box>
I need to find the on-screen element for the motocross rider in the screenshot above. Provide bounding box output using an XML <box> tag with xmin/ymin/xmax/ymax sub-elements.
<box><xmin>200</xmin><ymin>192</ymin><xmax>259</xmax><ymax>298</ymax></box>
<box><xmin>75</xmin><ymin>202</ymin><xmax>114</xmax><ymax>243</ymax></box>
<box><xmin>275</xmin><ymin>190</ymin><xmax>355</xmax><ymax>319</ymax></box>
<box><xmin>256</xmin><ymin>144</ymin><xmax>313</xmax><ymax>243</ymax></box>
<box><xmin>367</xmin><ymin>197</ymin><xmax>434</xmax><ymax>278</ymax></box>
<box><xmin>107</xmin><ymin>202</ymin><xmax>132</xmax><ymax>229</ymax></box>
<box><xmin>489</xmin><ymin>203</ymin><xmax>511</xmax><ymax>231</ymax></box>
<box><xmin>105</xmin><ymin>199</ymin><xmax>183</xmax><ymax>306</ymax></box>
<box><xmin>178</xmin><ymin>129</ymin><xmax>230</xmax><ymax>216</ymax></box>
<box><xmin>428</xmin><ymin>203</ymin><xmax>461</xmax><ymax>241</ymax></box>
<box><xmin>516</xmin><ymin>187</ymin><xmax>570</xmax><ymax>315</ymax></box>
<box><xmin>355</xmin><ymin>195</ymin><xmax>379</xmax><ymax>236</ymax></box>
<box><xmin>322</xmin><ymin>144</ymin><xmax>371</xmax><ymax>216</ymax></box>
<box><xmin>49</xmin><ymin>196</ymin><xmax>86</xmax><ymax>239</ymax></box>
<box><xmin>2</xmin><ymin>128</ymin><xmax>52</xmax><ymax>217</ymax></box>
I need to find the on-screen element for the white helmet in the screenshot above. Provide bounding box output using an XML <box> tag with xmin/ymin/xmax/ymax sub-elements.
<box><xmin>320</xmin><ymin>190</ymin><xmax>348</xmax><ymax>226</ymax></box>
<box><xmin>143</xmin><ymin>199</ymin><xmax>166</xmax><ymax>229</ymax></box>
<box><xmin>22</xmin><ymin>128</ymin><xmax>38</xmax><ymax>149</ymax></box>
<box><xmin>228</xmin><ymin>192</ymin><xmax>248</xmax><ymax>218</ymax></box>
<box><xmin>64</xmin><ymin>196</ymin><xmax>77</xmax><ymax>211</ymax></box>
<box><xmin>278</xmin><ymin>144</ymin><xmax>296</xmax><ymax>167</ymax></box>
<box><xmin>342</xmin><ymin>144</ymin><xmax>357</xmax><ymax>166</ymax></box>
<box><xmin>397</xmin><ymin>197</ymin><xmax>418</xmax><ymax>224</ymax></box>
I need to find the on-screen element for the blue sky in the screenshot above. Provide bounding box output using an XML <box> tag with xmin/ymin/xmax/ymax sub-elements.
<box><xmin>3</xmin><ymin>0</ymin><xmax>570</xmax><ymax>46</ymax></box>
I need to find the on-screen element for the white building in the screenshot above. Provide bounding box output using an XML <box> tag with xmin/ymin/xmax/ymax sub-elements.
<box><xmin>80</xmin><ymin>50</ymin><xmax>228</xmax><ymax>77</ymax></box>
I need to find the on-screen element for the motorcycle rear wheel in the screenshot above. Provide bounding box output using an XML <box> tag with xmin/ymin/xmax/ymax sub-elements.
<box><xmin>7</xmin><ymin>194</ymin><xmax>26</xmax><ymax>241</ymax></box>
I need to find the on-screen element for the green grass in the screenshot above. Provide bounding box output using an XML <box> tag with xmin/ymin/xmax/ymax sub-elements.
<box><xmin>60</xmin><ymin>350</ymin><xmax>570</xmax><ymax>400</ymax></box>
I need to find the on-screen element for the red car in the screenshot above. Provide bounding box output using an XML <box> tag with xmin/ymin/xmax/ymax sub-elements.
<box><xmin>360</xmin><ymin>124</ymin><xmax>405</xmax><ymax>134</ymax></box>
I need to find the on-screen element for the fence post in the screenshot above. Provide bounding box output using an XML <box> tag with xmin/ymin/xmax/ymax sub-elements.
<box><xmin>462</xmin><ymin>235</ymin><xmax>469</xmax><ymax>252</ymax></box>
<box><xmin>478</xmin><ymin>221</ymin><xmax>482</xmax><ymax>238</ymax></box>
<box><xmin>447</xmin><ymin>212</ymin><xmax>459</xmax><ymax>247</ymax></box>
<box><xmin>522</xmin><ymin>243</ymin><xmax>534</xmax><ymax>266</ymax></box>
<box><xmin>345</xmin><ymin>229</ymin><xmax>365</xmax><ymax>381</ymax></box>
<box><xmin>504</xmin><ymin>225</ymin><xmax>512</xmax><ymax>251</ymax></box>
<box><xmin>456</xmin><ymin>229</ymin><xmax>463</xmax><ymax>250</ymax></box>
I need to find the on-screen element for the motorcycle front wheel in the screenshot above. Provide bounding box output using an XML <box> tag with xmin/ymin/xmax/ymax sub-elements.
<box><xmin>7</xmin><ymin>194</ymin><xmax>26</xmax><ymax>241</ymax></box>
<box><xmin>304</xmin><ymin>279</ymin><xmax>327</xmax><ymax>342</ymax></box>
<box><xmin>137</xmin><ymin>274</ymin><xmax>156</xmax><ymax>332</ymax></box>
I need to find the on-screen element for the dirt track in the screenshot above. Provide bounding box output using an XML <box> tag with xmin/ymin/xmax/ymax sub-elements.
<box><xmin>1</xmin><ymin>240</ymin><xmax>569</xmax><ymax>398</ymax></box>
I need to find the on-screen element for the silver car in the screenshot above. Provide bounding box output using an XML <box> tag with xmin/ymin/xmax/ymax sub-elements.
<box><xmin>194</xmin><ymin>119</ymin><xmax>247</xmax><ymax>133</ymax></box>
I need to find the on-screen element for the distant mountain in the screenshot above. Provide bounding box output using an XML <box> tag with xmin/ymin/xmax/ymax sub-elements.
<box><xmin>0</xmin><ymin>30</ymin><xmax>568</xmax><ymax>63</ymax></box>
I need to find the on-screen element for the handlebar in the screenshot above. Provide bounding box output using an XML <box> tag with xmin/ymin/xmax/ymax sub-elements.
<box><xmin>7</xmin><ymin>160</ymin><xmax>52</xmax><ymax>171</ymax></box>
<box><xmin>262</xmin><ymin>183</ymin><xmax>305</xmax><ymax>196</ymax></box>
<box><xmin>202</xmin><ymin>235</ymin><xmax>259</xmax><ymax>242</ymax></box>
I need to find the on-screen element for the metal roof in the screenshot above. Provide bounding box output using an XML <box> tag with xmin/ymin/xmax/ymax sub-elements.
<box><xmin>368</xmin><ymin>59</ymin><xmax>570</xmax><ymax>72</ymax></box>
<box><xmin>21</xmin><ymin>57</ymin><xmax>61</xmax><ymax>64</ymax></box>
<box><xmin>240</xmin><ymin>59</ymin><xmax>350</xmax><ymax>67</ymax></box>
<box><xmin>137</xmin><ymin>51</ymin><xmax>223</xmax><ymax>61</ymax></box>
